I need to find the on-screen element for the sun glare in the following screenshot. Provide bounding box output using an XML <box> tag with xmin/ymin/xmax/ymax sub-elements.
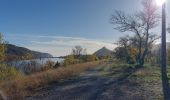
<box><xmin>156</xmin><ymin>0</ymin><xmax>166</xmax><ymax>6</ymax></box>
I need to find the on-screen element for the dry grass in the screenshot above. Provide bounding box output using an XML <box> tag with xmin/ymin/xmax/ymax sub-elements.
<box><xmin>0</xmin><ymin>61</ymin><xmax>105</xmax><ymax>100</ymax></box>
<box><xmin>130</xmin><ymin>66</ymin><xmax>163</xmax><ymax>100</ymax></box>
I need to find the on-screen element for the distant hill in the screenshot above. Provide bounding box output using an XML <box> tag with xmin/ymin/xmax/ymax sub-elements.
<box><xmin>6</xmin><ymin>44</ymin><xmax>53</xmax><ymax>60</ymax></box>
<box><xmin>94</xmin><ymin>47</ymin><xmax>113</xmax><ymax>58</ymax></box>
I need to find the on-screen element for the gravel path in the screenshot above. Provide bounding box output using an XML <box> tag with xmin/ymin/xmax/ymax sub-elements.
<box><xmin>25</xmin><ymin>63</ymin><xmax>155</xmax><ymax>100</ymax></box>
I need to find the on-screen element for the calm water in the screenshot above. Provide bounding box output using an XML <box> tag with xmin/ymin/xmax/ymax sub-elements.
<box><xmin>8</xmin><ymin>58</ymin><xmax>64</xmax><ymax>69</ymax></box>
<box><xmin>33</xmin><ymin>58</ymin><xmax>64</xmax><ymax>65</ymax></box>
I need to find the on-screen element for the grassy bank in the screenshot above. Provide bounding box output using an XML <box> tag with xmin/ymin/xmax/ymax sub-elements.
<box><xmin>130</xmin><ymin>66</ymin><xmax>163</xmax><ymax>99</ymax></box>
<box><xmin>0</xmin><ymin>61</ymin><xmax>105</xmax><ymax>100</ymax></box>
<box><xmin>101</xmin><ymin>63</ymin><xmax>164</xmax><ymax>100</ymax></box>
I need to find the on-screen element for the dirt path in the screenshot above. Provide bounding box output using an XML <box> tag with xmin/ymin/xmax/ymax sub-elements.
<box><xmin>25</xmin><ymin>63</ymin><xmax>156</xmax><ymax>100</ymax></box>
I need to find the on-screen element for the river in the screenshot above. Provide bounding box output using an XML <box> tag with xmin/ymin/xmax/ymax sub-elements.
<box><xmin>7</xmin><ymin>58</ymin><xmax>64</xmax><ymax>73</ymax></box>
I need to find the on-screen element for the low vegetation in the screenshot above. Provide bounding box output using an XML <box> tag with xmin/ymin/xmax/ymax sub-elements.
<box><xmin>0</xmin><ymin>39</ymin><xmax>104</xmax><ymax>99</ymax></box>
<box><xmin>168</xmin><ymin>46</ymin><xmax>170</xmax><ymax>66</ymax></box>
<box><xmin>0</xmin><ymin>61</ymin><xmax>104</xmax><ymax>99</ymax></box>
<box><xmin>63</xmin><ymin>46</ymin><xmax>99</xmax><ymax>66</ymax></box>
<box><xmin>0</xmin><ymin>64</ymin><xmax>19</xmax><ymax>81</ymax></box>
<box><xmin>100</xmin><ymin>63</ymin><xmax>164</xmax><ymax>99</ymax></box>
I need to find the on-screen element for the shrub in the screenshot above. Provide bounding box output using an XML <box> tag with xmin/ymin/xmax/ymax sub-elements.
<box><xmin>42</xmin><ymin>60</ymin><xmax>55</xmax><ymax>71</ymax></box>
<box><xmin>84</xmin><ymin>55</ymin><xmax>98</xmax><ymax>62</ymax></box>
<box><xmin>0</xmin><ymin>64</ymin><xmax>20</xmax><ymax>80</ymax></box>
<box><xmin>63</xmin><ymin>55</ymin><xmax>76</xmax><ymax>66</ymax></box>
<box><xmin>53</xmin><ymin>61</ymin><xmax>60</xmax><ymax>68</ymax></box>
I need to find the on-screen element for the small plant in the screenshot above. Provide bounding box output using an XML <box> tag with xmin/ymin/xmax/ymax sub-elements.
<box><xmin>53</xmin><ymin>61</ymin><xmax>60</xmax><ymax>68</ymax></box>
<box><xmin>42</xmin><ymin>60</ymin><xmax>55</xmax><ymax>71</ymax></box>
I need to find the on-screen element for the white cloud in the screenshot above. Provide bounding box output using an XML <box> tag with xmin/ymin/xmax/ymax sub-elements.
<box><xmin>25</xmin><ymin>36</ymin><xmax>117</xmax><ymax>56</ymax></box>
<box><xmin>6</xmin><ymin>32</ymin><xmax>170</xmax><ymax>57</ymax></box>
<box><xmin>154</xmin><ymin>34</ymin><xmax>170</xmax><ymax>44</ymax></box>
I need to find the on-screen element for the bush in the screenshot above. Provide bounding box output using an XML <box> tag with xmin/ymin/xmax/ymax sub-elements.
<box><xmin>42</xmin><ymin>60</ymin><xmax>55</xmax><ymax>71</ymax></box>
<box><xmin>53</xmin><ymin>61</ymin><xmax>60</xmax><ymax>68</ymax></box>
<box><xmin>84</xmin><ymin>55</ymin><xmax>98</xmax><ymax>62</ymax></box>
<box><xmin>63</xmin><ymin>55</ymin><xmax>76</xmax><ymax>66</ymax></box>
<box><xmin>0</xmin><ymin>64</ymin><xmax>20</xmax><ymax>80</ymax></box>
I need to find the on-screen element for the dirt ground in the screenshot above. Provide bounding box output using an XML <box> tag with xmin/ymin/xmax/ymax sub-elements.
<box><xmin>25</xmin><ymin>63</ymin><xmax>163</xmax><ymax>100</ymax></box>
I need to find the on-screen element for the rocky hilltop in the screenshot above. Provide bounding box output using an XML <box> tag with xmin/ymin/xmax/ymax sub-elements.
<box><xmin>6</xmin><ymin>44</ymin><xmax>52</xmax><ymax>60</ymax></box>
<box><xmin>94</xmin><ymin>47</ymin><xmax>113</xmax><ymax>58</ymax></box>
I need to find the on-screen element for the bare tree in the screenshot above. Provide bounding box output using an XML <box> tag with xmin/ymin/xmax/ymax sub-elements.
<box><xmin>82</xmin><ymin>48</ymin><xmax>87</xmax><ymax>55</ymax></box>
<box><xmin>111</xmin><ymin>0</ymin><xmax>160</xmax><ymax>66</ymax></box>
<box><xmin>116</xmin><ymin>36</ymin><xmax>132</xmax><ymax>63</ymax></box>
<box><xmin>72</xmin><ymin>45</ymin><xmax>84</xmax><ymax>58</ymax></box>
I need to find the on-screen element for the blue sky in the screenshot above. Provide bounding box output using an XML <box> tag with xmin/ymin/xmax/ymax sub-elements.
<box><xmin>0</xmin><ymin>0</ymin><xmax>170</xmax><ymax>56</ymax></box>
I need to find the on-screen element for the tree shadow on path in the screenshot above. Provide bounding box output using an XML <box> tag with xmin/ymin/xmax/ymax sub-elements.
<box><xmin>26</xmin><ymin>64</ymin><xmax>155</xmax><ymax>100</ymax></box>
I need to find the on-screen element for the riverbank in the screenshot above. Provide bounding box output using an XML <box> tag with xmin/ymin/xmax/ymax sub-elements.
<box><xmin>25</xmin><ymin>63</ymin><xmax>164</xmax><ymax>100</ymax></box>
<box><xmin>0</xmin><ymin>61</ymin><xmax>105</xmax><ymax>100</ymax></box>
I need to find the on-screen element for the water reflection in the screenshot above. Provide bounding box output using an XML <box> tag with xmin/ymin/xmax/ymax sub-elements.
<box><xmin>7</xmin><ymin>58</ymin><xmax>64</xmax><ymax>74</ymax></box>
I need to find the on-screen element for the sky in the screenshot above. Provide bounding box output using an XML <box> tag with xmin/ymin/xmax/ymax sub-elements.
<box><xmin>0</xmin><ymin>0</ymin><xmax>170</xmax><ymax>56</ymax></box>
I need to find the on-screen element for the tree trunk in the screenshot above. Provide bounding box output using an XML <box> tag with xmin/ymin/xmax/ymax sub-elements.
<box><xmin>139</xmin><ymin>57</ymin><xmax>145</xmax><ymax>67</ymax></box>
<box><xmin>161</xmin><ymin>3</ymin><xmax>170</xmax><ymax>100</ymax></box>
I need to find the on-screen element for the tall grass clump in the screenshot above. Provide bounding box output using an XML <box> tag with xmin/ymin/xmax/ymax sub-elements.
<box><xmin>0</xmin><ymin>64</ymin><xmax>21</xmax><ymax>100</ymax></box>
<box><xmin>41</xmin><ymin>60</ymin><xmax>55</xmax><ymax>71</ymax></box>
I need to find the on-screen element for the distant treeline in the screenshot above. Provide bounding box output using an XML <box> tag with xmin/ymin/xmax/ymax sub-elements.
<box><xmin>63</xmin><ymin>46</ymin><xmax>99</xmax><ymax>66</ymax></box>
